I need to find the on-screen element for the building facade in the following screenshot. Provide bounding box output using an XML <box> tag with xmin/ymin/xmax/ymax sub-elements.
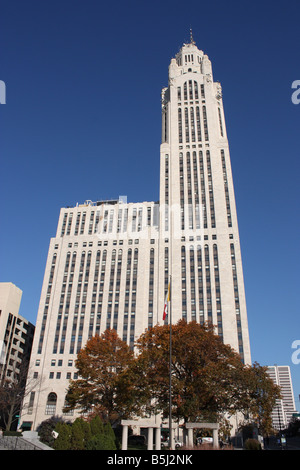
<box><xmin>0</xmin><ymin>282</ymin><xmax>35</xmax><ymax>430</ymax></box>
<box><xmin>0</xmin><ymin>282</ymin><xmax>35</xmax><ymax>382</ymax></box>
<box><xmin>267</xmin><ymin>365</ymin><xmax>297</xmax><ymax>431</ymax></box>
<box><xmin>21</xmin><ymin>37</ymin><xmax>251</xmax><ymax>430</ymax></box>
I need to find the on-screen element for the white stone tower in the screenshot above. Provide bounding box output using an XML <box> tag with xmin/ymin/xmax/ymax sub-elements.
<box><xmin>21</xmin><ymin>35</ymin><xmax>251</xmax><ymax>430</ymax></box>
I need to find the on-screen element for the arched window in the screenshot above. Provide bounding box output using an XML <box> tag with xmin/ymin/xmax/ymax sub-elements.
<box><xmin>45</xmin><ymin>392</ymin><xmax>57</xmax><ymax>415</ymax></box>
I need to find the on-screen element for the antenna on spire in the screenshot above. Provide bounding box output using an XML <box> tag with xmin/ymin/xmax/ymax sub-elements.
<box><xmin>190</xmin><ymin>28</ymin><xmax>195</xmax><ymax>44</ymax></box>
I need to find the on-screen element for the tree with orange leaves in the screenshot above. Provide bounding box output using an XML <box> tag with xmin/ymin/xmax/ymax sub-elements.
<box><xmin>63</xmin><ymin>329</ymin><xmax>141</xmax><ymax>425</ymax></box>
<box><xmin>132</xmin><ymin>320</ymin><xmax>281</xmax><ymax>427</ymax></box>
<box><xmin>64</xmin><ymin>322</ymin><xmax>280</xmax><ymax>431</ymax></box>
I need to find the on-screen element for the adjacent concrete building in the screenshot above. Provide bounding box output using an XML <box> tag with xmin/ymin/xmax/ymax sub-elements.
<box><xmin>0</xmin><ymin>282</ymin><xmax>34</xmax><ymax>382</ymax></box>
<box><xmin>21</xmin><ymin>36</ymin><xmax>251</xmax><ymax>430</ymax></box>
<box><xmin>0</xmin><ymin>282</ymin><xmax>35</xmax><ymax>430</ymax></box>
<box><xmin>267</xmin><ymin>365</ymin><xmax>297</xmax><ymax>431</ymax></box>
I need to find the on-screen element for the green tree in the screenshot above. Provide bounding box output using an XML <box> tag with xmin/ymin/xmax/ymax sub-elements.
<box><xmin>81</xmin><ymin>418</ymin><xmax>92</xmax><ymax>445</ymax></box>
<box><xmin>89</xmin><ymin>415</ymin><xmax>104</xmax><ymax>435</ymax></box>
<box><xmin>53</xmin><ymin>422</ymin><xmax>71</xmax><ymax>450</ymax></box>
<box><xmin>86</xmin><ymin>432</ymin><xmax>116</xmax><ymax>450</ymax></box>
<box><xmin>70</xmin><ymin>419</ymin><xmax>85</xmax><ymax>450</ymax></box>
<box><xmin>86</xmin><ymin>415</ymin><xmax>116</xmax><ymax>450</ymax></box>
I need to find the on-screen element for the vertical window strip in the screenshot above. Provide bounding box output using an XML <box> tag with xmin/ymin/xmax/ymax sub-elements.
<box><xmin>178</xmin><ymin>108</ymin><xmax>182</xmax><ymax>143</ymax></box>
<box><xmin>194</xmin><ymin>81</ymin><xmax>199</xmax><ymax>100</ymax></box>
<box><xmin>203</xmin><ymin>106</ymin><xmax>209</xmax><ymax>141</ymax></box>
<box><xmin>199</xmin><ymin>151</ymin><xmax>207</xmax><ymax>229</ymax></box>
<box><xmin>190</xmin><ymin>107</ymin><xmax>195</xmax><ymax>142</ymax></box>
<box><xmin>230</xmin><ymin>243</ymin><xmax>244</xmax><ymax>362</ymax></box>
<box><xmin>89</xmin><ymin>250</ymin><xmax>101</xmax><ymax>339</ymax></box>
<box><xmin>206</xmin><ymin>151</ymin><xmax>216</xmax><ymax>228</ymax></box>
<box><xmin>60</xmin><ymin>213</ymin><xmax>68</xmax><ymax>237</ymax></box>
<box><xmin>218</xmin><ymin>108</ymin><xmax>224</xmax><ymax>137</ymax></box>
<box><xmin>196</xmin><ymin>106</ymin><xmax>202</xmax><ymax>141</ymax></box>
<box><xmin>53</xmin><ymin>252</ymin><xmax>71</xmax><ymax>353</ymax></box>
<box><xmin>197</xmin><ymin>246</ymin><xmax>204</xmax><ymax>325</ymax></box>
<box><xmin>132</xmin><ymin>208</ymin><xmax>137</xmax><ymax>232</ymax></box>
<box><xmin>200</xmin><ymin>84</ymin><xmax>205</xmax><ymax>99</ymax></box>
<box><xmin>186</xmin><ymin>152</ymin><xmax>193</xmax><ymax>230</ymax></box>
<box><xmin>123</xmin><ymin>208</ymin><xmax>128</xmax><ymax>233</ymax></box>
<box><xmin>137</xmin><ymin>208</ymin><xmax>143</xmax><ymax>232</ymax></box>
<box><xmin>76</xmin><ymin>250</ymin><xmax>91</xmax><ymax>353</ymax></box>
<box><xmin>165</xmin><ymin>155</ymin><xmax>169</xmax><ymax>232</ymax></box>
<box><xmin>179</xmin><ymin>153</ymin><xmax>185</xmax><ymax>230</ymax></box>
<box><xmin>122</xmin><ymin>249</ymin><xmax>132</xmax><ymax>342</ymax></box>
<box><xmin>66</xmin><ymin>213</ymin><xmax>73</xmax><ymax>236</ymax></box>
<box><xmin>88</xmin><ymin>211</ymin><xmax>95</xmax><ymax>234</ymax></box>
<box><xmin>108</xmin><ymin>209</ymin><xmax>114</xmax><ymax>233</ymax></box>
<box><xmin>147</xmin><ymin>207</ymin><xmax>151</xmax><ymax>226</ymax></box>
<box><xmin>106</xmin><ymin>249</ymin><xmax>117</xmax><ymax>331</ymax></box>
<box><xmin>184</xmin><ymin>82</ymin><xmax>188</xmax><ymax>101</ymax></box>
<box><xmin>190</xmin><ymin>247</ymin><xmax>196</xmax><ymax>321</ymax></box>
<box><xmin>129</xmin><ymin>249</ymin><xmax>138</xmax><ymax>349</ymax></box>
<box><xmin>162</xmin><ymin>108</ymin><xmax>168</xmax><ymax>143</ymax></box>
<box><xmin>213</xmin><ymin>244</ymin><xmax>223</xmax><ymax>339</ymax></box>
<box><xmin>164</xmin><ymin>247</ymin><xmax>169</xmax><ymax>296</ymax></box>
<box><xmin>59</xmin><ymin>251</ymin><xmax>77</xmax><ymax>353</ymax></box>
<box><xmin>177</xmin><ymin>86</ymin><xmax>181</xmax><ymax>101</ymax></box>
<box><xmin>184</xmin><ymin>108</ymin><xmax>189</xmax><ymax>143</ymax></box>
<box><xmin>69</xmin><ymin>251</ymin><xmax>86</xmax><ymax>354</ymax></box>
<box><xmin>117</xmin><ymin>209</ymin><xmax>123</xmax><ymax>233</ymax></box>
<box><xmin>148</xmin><ymin>248</ymin><xmax>155</xmax><ymax>329</ymax></box>
<box><xmin>189</xmin><ymin>80</ymin><xmax>193</xmax><ymax>100</ymax></box>
<box><xmin>75</xmin><ymin>213</ymin><xmax>81</xmax><ymax>235</ymax></box>
<box><xmin>113</xmin><ymin>249</ymin><xmax>123</xmax><ymax>331</ymax></box>
<box><xmin>192</xmin><ymin>151</ymin><xmax>200</xmax><ymax>229</ymax></box>
<box><xmin>204</xmin><ymin>245</ymin><xmax>212</xmax><ymax>323</ymax></box>
<box><xmin>102</xmin><ymin>211</ymin><xmax>108</xmax><ymax>233</ymax></box>
<box><xmin>94</xmin><ymin>210</ymin><xmax>100</xmax><ymax>234</ymax></box>
<box><xmin>38</xmin><ymin>253</ymin><xmax>57</xmax><ymax>354</ymax></box>
<box><xmin>181</xmin><ymin>246</ymin><xmax>187</xmax><ymax>320</ymax></box>
<box><xmin>164</xmin><ymin>246</ymin><xmax>169</xmax><ymax>324</ymax></box>
<box><xmin>96</xmin><ymin>250</ymin><xmax>107</xmax><ymax>335</ymax></box>
<box><xmin>80</xmin><ymin>212</ymin><xmax>86</xmax><ymax>235</ymax></box>
<box><xmin>221</xmin><ymin>150</ymin><xmax>232</xmax><ymax>227</ymax></box>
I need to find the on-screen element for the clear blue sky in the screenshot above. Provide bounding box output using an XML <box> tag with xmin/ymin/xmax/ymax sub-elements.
<box><xmin>1</xmin><ymin>0</ymin><xmax>299</xmax><ymax>406</ymax></box>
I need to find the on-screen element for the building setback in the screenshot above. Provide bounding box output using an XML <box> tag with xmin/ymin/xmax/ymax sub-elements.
<box><xmin>21</xmin><ymin>36</ymin><xmax>251</xmax><ymax>430</ymax></box>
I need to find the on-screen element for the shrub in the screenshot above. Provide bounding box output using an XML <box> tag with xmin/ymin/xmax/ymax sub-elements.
<box><xmin>53</xmin><ymin>423</ymin><xmax>71</xmax><ymax>450</ymax></box>
<box><xmin>70</xmin><ymin>419</ymin><xmax>85</xmax><ymax>450</ymax></box>
<box><xmin>38</xmin><ymin>416</ymin><xmax>67</xmax><ymax>447</ymax></box>
<box><xmin>244</xmin><ymin>438</ymin><xmax>261</xmax><ymax>450</ymax></box>
<box><xmin>3</xmin><ymin>431</ymin><xmax>22</xmax><ymax>436</ymax></box>
<box><xmin>86</xmin><ymin>433</ymin><xmax>116</xmax><ymax>450</ymax></box>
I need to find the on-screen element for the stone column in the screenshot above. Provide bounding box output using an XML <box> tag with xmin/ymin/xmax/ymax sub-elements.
<box><xmin>188</xmin><ymin>427</ymin><xmax>194</xmax><ymax>448</ymax></box>
<box><xmin>122</xmin><ymin>424</ymin><xmax>128</xmax><ymax>450</ymax></box>
<box><xmin>155</xmin><ymin>427</ymin><xmax>161</xmax><ymax>450</ymax></box>
<box><xmin>213</xmin><ymin>428</ymin><xmax>219</xmax><ymax>449</ymax></box>
<box><xmin>148</xmin><ymin>427</ymin><xmax>153</xmax><ymax>450</ymax></box>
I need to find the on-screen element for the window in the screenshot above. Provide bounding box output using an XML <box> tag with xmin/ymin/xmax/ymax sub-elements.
<box><xmin>45</xmin><ymin>393</ymin><xmax>57</xmax><ymax>415</ymax></box>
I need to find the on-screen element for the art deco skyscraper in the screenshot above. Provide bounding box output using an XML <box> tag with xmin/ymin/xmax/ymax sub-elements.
<box><xmin>158</xmin><ymin>36</ymin><xmax>251</xmax><ymax>362</ymax></box>
<box><xmin>21</xmin><ymin>36</ymin><xmax>251</xmax><ymax>430</ymax></box>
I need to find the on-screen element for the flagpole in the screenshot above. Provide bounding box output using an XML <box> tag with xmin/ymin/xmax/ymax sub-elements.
<box><xmin>168</xmin><ymin>275</ymin><xmax>172</xmax><ymax>450</ymax></box>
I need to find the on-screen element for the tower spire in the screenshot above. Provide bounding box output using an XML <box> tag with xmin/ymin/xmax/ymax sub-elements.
<box><xmin>190</xmin><ymin>28</ymin><xmax>195</xmax><ymax>45</ymax></box>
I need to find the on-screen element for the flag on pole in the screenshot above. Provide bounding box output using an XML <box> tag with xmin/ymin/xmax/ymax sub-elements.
<box><xmin>163</xmin><ymin>280</ymin><xmax>171</xmax><ymax>320</ymax></box>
